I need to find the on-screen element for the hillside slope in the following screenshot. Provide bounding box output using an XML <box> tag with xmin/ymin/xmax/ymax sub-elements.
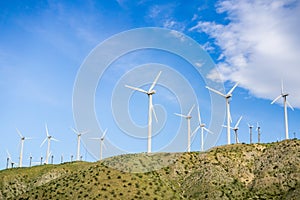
<box><xmin>0</xmin><ymin>139</ymin><xmax>299</xmax><ymax>199</ymax></box>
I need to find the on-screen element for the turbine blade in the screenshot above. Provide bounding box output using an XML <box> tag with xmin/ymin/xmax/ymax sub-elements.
<box><xmin>206</xmin><ymin>86</ymin><xmax>226</xmax><ymax>98</ymax></box>
<box><xmin>234</xmin><ymin>116</ymin><xmax>243</xmax><ymax>129</ymax></box>
<box><xmin>281</xmin><ymin>80</ymin><xmax>284</xmax><ymax>94</ymax></box>
<box><xmin>51</xmin><ymin>138</ymin><xmax>59</xmax><ymax>142</ymax></box>
<box><xmin>192</xmin><ymin>126</ymin><xmax>201</xmax><ymax>137</ymax></box>
<box><xmin>227</xmin><ymin>82</ymin><xmax>239</xmax><ymax>95</ymax></box>
<box><xmin>102</xmin><ymin>140</ymin><xmax>107</xmax><ymax>149</ymax></box>
<box><xmin>45</xmin><ymin>124</ymin><xmax>49</xmax><ymax>137</ymax></box>
<box><xmin>203</xmin><ymin>127</ymin><xmax>214</xmax><ymax>134</ymax></box>
<box><xmin>40</xmin><ymin>138</ymin><xmax>47</xmax><ymax>147</ymax></box>
<box><xmin>125</xmin><ymin>85</ymin><xmax>148</xmax><ymax>94</ymax></box>
<box><xmin>188</xmin><ymin>104</ymin><xmax>195</xmax><ymax>116</ymax></box>
<box><xmin>174</xmin><ymin>113</ymin><xmax>187</xmax><ymax>118</ymax></box>
<box><xmin>148</xmin><ymin>71</ymin><xmax>162</xmax><ymax>92</ymax></box>
<box><xmin>197</xmin><ymin>106</ymin><xmax>202</xmax><ymax>124</ymax></box>
<box><xmin>228</xmin><ymin>107</ymin><xmax>232</xmax><ymax>123</ymax></box>
<box><xmin>271</xmin><ymin>95</ymin><xmax>281</xmax><ymax>104</ymax></box>
<box><xmin>6</xmin><ymin>150</ymin><xmax>11</xmax><ymax>159</ymax></box>
<box><xmin>286</xmin><ymin>100</ymin><xmax>294</xmax><ymax>111</ymax></box>
<box><xmin>81</xmin><ymin>130</ymin><xmax>89</xmax><ymax>135</ymax></box>
<box><xmin>152</xmin><ymin>105</ymin><xmax>158</xmax><ymax>123</ymax></box>
<box><xmin>102</xmin><ymin>129</ymin><xmax>108</xmax><ymax>138</ymax></box>
<box><xmin>16</xmin><ymin>128</ymin><xmax>23</xmax><ymax>138</ymax></box>
<box><xmin>71</xmin><ymin>127</ymin><xmax>79</xmax><ymax>135</ymax></box>
<box><xmin>90</xmin><ymin>137</ymin><xmax>101</xmax><ymax>140</ymax></box>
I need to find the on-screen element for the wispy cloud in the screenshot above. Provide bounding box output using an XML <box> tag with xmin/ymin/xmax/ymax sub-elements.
<box><xmin>190</xmin><ymin>0</ymin><xmax>300</xmax><ymax>107</ymax></box>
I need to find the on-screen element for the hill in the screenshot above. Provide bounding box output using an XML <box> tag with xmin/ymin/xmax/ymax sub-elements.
<box><xmin>0</xmin><ymin>139</ymin><xmax>299</xmax><ymax>199</ymax></box>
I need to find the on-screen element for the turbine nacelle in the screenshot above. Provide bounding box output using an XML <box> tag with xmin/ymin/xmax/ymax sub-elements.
<box><xmin>226</xmin><ymin>94</ymin><xmax>233</xmax><ymax>99</ymax></box>
<box><xmin>148</xmin><ymin>90</ymin><xmax>156</xmax><ymax>95</ymax></box>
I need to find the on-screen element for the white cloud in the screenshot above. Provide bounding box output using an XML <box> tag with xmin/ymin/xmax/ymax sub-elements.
<box><xmin>190</xmin><ymin>0</ymin><xmax>300</xmax><ymax>108</ymax></box>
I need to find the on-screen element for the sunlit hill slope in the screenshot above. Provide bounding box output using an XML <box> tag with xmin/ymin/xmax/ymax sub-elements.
<box><xmin>0</xmin><ymin>139</ymin><xmax>299</xmax><ymax>199</ymax></box>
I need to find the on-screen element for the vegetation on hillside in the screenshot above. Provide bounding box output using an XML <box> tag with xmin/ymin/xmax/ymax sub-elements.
<box><xmin>0</xmin><ymin>139</ymin><xmax>299</xmax><ymax>199</ymax></box>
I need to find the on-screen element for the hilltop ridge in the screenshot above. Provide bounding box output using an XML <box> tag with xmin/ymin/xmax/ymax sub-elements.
<box><xmin>0</xmin><ymin>139</ymin><xmax>299</xmax><ymax>199</ymax></box>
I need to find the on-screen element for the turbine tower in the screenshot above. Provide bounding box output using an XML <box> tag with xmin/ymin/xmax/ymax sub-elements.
<box><xmin>16</xmin><ymin>128</ymin><xmax>32</xmax><ymax>167</ymax></box>
<box><xmin>175</xmin><ymin>105</ymin><xmax>195</xmax><ymax>152</ymax></box>
<box><xmin>90</xmin><ymin>129</ymin><xmax>107</xmax><ymax>160</ymax></box>
<box><xmin>248</xmin><ymin>123</ymin><xmax>253</xmax><ymax>144</ymax></box>
<box><xmin>206</xmin><ymin>82</ymin><xmax>239</xmax><ymax>144</ymax></box>
<box><xmin>71</xmin><ymin>128</ymin><xmax>88</xmax><ymax>161</ymax></box>
<box><xmin>40</xmin><ymin>124</ymin><xmax>58</xmax><ymax>164</ymax></box>
<box><xmin>271</xmin><ymin>81</ymin><xmax>294</xmax><ymax>140</ymax></box>
<box><xmin>192</xmin><ymin>106</ymin><xmax>213</xmax><ymax>151</ymax></box>
<box><xmin>125</xmin><ymin>71</ymin><xmax>162</xmax><ymax>153</ymax></box>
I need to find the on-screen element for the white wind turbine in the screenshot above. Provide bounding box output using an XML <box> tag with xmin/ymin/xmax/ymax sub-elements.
<box><xmin>40</xmin><ymin>124</ymin><xmax>58</xmax><ymax>164</ymax></box>
<box><xmin>175</xmin><ymin>105</ymin><xmax>195</xmax><ymax>152</ymax></box>
<box><xmin>232</xmin><ymin>116</ymin><xmax>243</xmax><ymax>144</ymax></box>
<box><xmin>223</xmin><ymin>116</ymin><xmax>243</xmax><ymax>144</ymax></box>
<box><xmin>256</xmin><ymin>122</ymin><xmax>261</xmax><ymax>144</ymax></box>
<box><xmin>206</xmin><ymin>83</ymin><xmax>239</xmax><ymax>144</ymax></box>
<box><xmin>248</xmin><ymin>123</ymin><xmax>253</xmax><ymax>144</ymax></box>
<box><xmin>71</xmin><ymin>128</ymin><xmax>88</xmax><ymax>161</ymax></box>
<box><xmin>125</xmin><ymin>71</ymin><xmax>162</xmax><ymax>153</ymax></box>
<box><xmin>192</xmin><ymin>106</ymin><xmax>213</xmax><ymax>151</ymax></box>
<box><xmin>271</xmin><ymin>81</ymin><xmax>294</xmax><ymax>140</ymax></box>
<box><xmin>90</xmin><ymin>129</ymin><xmax>107</xmax><ymax>160</ymax></box>
<box><xmin>16</xmin><ymin>128</ymin><xmax>32</xmax><ymax>167</ymax></box>
<box><xmin>6</xmin><ymin>150</ymin><xmax>16</xmax><ymax>168</ymax></box>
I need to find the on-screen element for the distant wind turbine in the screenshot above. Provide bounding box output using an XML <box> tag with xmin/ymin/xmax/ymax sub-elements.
<box><xmin>125</xmin><ymin>71</ymin><xmax>162</xmax><ymax>153</ymax></box>
<box><xmin>175</xmin><ymin>105</ymin><xmax>195</xmax><ymax>152</ymax></box>
<box><xmin>271</xmin><ymin>81</ymin><xmax>294</xmax><ymax>140</ymax></box>
<box><xmin>248</xmin><ymin>123</ymin><xmax>253</xmax><ymax>144</ymax></box>
<box><xmin>40</xmin><ymin>124</ymin><xmax>58</xmax><ymax>164</ymax></box>
<box><xmin>71</xmin><ymin>128</ymin><xmax>88</xmax><ymax>161</ymax></box>
<box><xmin>16</xmin><ymin>128</ymin><xmax>32</xmax><ymax>167</ymax></box>
<box><xmin>223</xmin><ymin>116</ymin><xmax>243</xmax><ymax>144</ymax></box>
<box><xmin>232</xmin><ymin>116</ymin><xmax>243</xmax><ymax>144</ymax></box>
<box><xmin>206</xmin><ymin>83</ymin><xmax>239</xmax><ymax>144</ymax></box>
<box><xmin>192</xmin><ymin>106</ymin><xmax>213</xmax><ymax>151</ymax></box>
<box><xmin>6</xmin><ymin>150</ymin><xmax>16</xmax><ymax>168</ymax></box>
<box><xmin>257</xmin><ymin>122</ymin><xmax>261</xmax><ymax>144</ymax></box>
<box><xmin>90</xmin><ymin>129</ymin><xmax>107</xmax><ymax>160</ymax></box>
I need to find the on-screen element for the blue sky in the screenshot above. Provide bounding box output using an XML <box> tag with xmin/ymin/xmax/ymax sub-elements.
<box><xmin>0</xmin><ymin>0</ymin><xmax>300</xmax><ymax>169</ymax></box>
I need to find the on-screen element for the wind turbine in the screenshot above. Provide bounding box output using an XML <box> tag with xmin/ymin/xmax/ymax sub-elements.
<box><xmin>6</xmin><ymin>150</ymin><xmax>11</xmax><ymax>169</ymax></box>
<box><xmin>16</xmin><ymin>128</ymin><xmax>32</xmax><ymax>167</ymax></box>
<box><xmin>232</xmin><ymin>116</ymin><xmax>243</xmax><ymax>144</ymax></box>
<box><xmin>40</xmin><ymin>124</ymin><xmax>58</xmax><ymax>164</ymax></box>
<box><xmin>175</xmin><ymin>105</ymin><xmax>195</xmax><ymax>152</ymax></box>
<box><xmin>248</xmin><ymin>123</ymin><xmax>253</xmax><ymax>144</ymax></box>
<box><xmin>206</xmin><ymin>82</ymin><xmax>239</xmax><ymax>144</ymax></box>
<box><xmin>90</xmin><ymin>129</ymin><xmax>107</xmax><ymax>160</ymax></box>
<box><xmin>192</xmin><ymin>106</ymin><xmax>213</xmax><ymax>151</ymax></box>
<box><xmin>271</xmin><ymin>81</ymin><xmax>294</xmax><ymax>140</ymax></box>
<box><xmin>223</xmin><ymin>116</ymin><xmax>243</xmax><ymax>144</ymax></box>
<box><xmin>257</xmin><ymin>122</ymin><xmax>261</xmax><ymax>144</ymax></box>
<box><xmin>71</xmin><ymin>128</ymin><xmax>88</xmax><ymax>161</ymax></box>
<box><xmin>6</xmin><ymin>150</ymin><xmax>16</xmax><ymax>168</ymax></box>
<box><xmin>125</xmin><ymin>71</ymin><xmax>162</xmax><ymax>153</ymax></box>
